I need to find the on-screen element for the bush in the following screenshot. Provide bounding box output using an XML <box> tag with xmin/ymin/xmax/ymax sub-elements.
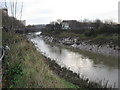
<box><xmin>97</xmin><ymin>24</ymin><xmax>118</xmax><ymax>34</ymax></box>
<box><xmin>84</xmin><ymin>30</ymin><xmax>97</xmax><ymax>37</ymax></box>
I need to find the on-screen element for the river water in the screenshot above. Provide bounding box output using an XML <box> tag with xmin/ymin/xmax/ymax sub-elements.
<box><xmin>29</xmin><ymin>32</ymin><xmax>119</xmax><ymax>88</ymax></box>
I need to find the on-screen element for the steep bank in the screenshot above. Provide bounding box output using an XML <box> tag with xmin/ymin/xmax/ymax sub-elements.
<box><xmin>2</xmin><ymin>31</ymin><xmax>80</xmax><ymax>88</ymax></box>
<box><xmin>41</xmin><ymin>30</ymin><xmax>119</xmax><ymax>58</ymax></box>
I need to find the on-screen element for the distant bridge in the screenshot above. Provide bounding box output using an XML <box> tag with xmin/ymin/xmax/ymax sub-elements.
<box><xmin>25</xmin><ymin>28</ymin><xmax>43</xmax><ymax>32</ymax></box>
<box><xmin>15</xmin><ymin>27</ymin><xmax>43</xmax><ymax>33</ymax></box>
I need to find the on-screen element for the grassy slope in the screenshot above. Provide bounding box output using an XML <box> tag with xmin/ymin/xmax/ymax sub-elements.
<box><xmin>2</xmin><ymin>31</ymin><xmax>80</xmax><ymax>88</ymax></box>
<box><xmin>42</xmin><ymin>30</ymin><xmax>119</xmax><ymax>46</ymax></box>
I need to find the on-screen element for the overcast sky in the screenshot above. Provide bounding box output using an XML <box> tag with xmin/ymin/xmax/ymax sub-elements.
<box><xmin>0</xmin><ymin>0</ymin><xmax>119</xmax><ymax>25</ymax></box>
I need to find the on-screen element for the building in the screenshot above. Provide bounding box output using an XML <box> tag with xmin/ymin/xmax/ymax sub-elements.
<box><xmin>34</xmin><ymin>24</ymin><xmax>46</xmax><ymax>30</ymax></box>
<box><xmin>2</xmin><ymin>8</ymin><xmax>8</xmax><ymax>16</ymax></box>
<box><xmin>62</xmin><ymin>20</ymin><xmax>95</xmax><ymax>30</ymax></box>
<box><xmin>62</xmin><ymin>20</ymin><xmax>80</xmax><ymax>30</ymax></box>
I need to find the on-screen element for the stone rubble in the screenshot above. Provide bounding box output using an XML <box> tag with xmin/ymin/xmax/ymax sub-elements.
<box><xmin>42</xmin><ymin>36</ymin><xmax>119</xmax><ymax>58</ymax></box>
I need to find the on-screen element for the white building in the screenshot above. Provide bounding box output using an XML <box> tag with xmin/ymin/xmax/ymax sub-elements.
<box><xmin>62</xmin><ymin>20</ymin><xmax>79</xmax><ymax>30</ymax></box>
<box><xmin>62</xmin><ymin>22</ymin><xmax>70</xmax><ymax>29</ymax></box>
<box><xmin>2</xmin><ymin>8</ymin><xmax>8</xmax><ymax>16</ymax></box>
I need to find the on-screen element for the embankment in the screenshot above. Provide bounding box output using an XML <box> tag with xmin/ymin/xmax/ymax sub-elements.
<box><xmin>41</xmin><ymin>35</ymin><xmax>119</xmax><ymax>58</ymax></box>
<box><xmin>41</xmin><ymin>29</ymin><xmax>119</xmax><ymax>58</ymax></box>
<box><xmin>2</xmin><ymin>31</ymin><xmax>80</xmax><ymax>88</ymax></box>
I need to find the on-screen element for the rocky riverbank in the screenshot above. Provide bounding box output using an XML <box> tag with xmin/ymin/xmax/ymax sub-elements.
<box><xmin>29</xmin><ymin>33</ymin><xmax>117</xmax><ymax>89</ymax></box>
<box><xmin>41</xmin><ymin>35</ymin><xmax>119</xmax><ymax>58</ymax></box>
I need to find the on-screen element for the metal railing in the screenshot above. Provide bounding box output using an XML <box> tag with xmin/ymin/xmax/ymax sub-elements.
<box><xmin>0</xmin><ymin>46</ymin><xmax>10</xmax><ymax>61</ymax></box>
<box><xmin>0</xmin><ymin>47</ymin><xmax>4</xmax><ymax>61</ymax></box>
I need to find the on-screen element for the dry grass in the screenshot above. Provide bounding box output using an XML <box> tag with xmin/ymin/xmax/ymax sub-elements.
<box><xmin>2</xmin><ymin>31</ymin><xmax>80</xmax><ymax>88</ymax></box>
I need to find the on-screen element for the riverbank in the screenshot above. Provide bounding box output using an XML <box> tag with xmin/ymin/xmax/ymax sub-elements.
<box><xmin>2</xmin><ymin>31</ymin><xmax>80</xmax><ymax>88</ymax></box>
<box><xmin>43</xmin><ymin>56</ymin><xmax>106</xmax><ymax>89</ymax></box>
<box><xmin>30</xmin><ymin>33</ymin><xmax>118</xmax><ymax>89</ymax></box>
<box><xmin>41</xmin><ymin>30</ymin><xmax>119</xmax><ymax>58</ymax></box>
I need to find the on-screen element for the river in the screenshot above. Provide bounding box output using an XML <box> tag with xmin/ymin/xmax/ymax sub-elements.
<box><xmin>28</xmin><ymin>32</ymin><xmax>119</xmax><ymax>88</ymax></box>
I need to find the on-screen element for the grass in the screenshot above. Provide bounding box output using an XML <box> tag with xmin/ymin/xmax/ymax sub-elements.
<box><xmin>42</xmin><ymin>30</ymin><xmax>119</xmax><ymax>46</ymax></box>
<box><xmin>2</xmin><ymin>31</ymin><xmax>81</xmax><ymax>88</ymax></box>
<box><xmin>61</xmin><ymin>79</ymin><xmax>80</xmax><ymax>89</ymax></box>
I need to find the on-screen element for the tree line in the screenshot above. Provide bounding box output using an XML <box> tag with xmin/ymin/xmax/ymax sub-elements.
<box><xmin>43</xmin><ymin>19</ymin><xmax>119</xmax><ymax>36</ymax></box>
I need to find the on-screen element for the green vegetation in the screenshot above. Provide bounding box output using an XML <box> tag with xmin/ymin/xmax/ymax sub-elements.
<box><xmin>2</xmin><ymin>10</ymin><xmax>81</xmax><ymax>88</ymax></box>
<box><xmin>61</xmin><ymin>80</ymin><xmax>80</xmax><ymax>89</ymax></box>
<box><xmin>42</xmin><ymin>29</ymin><xmax>119</xmax><ymax>46</ymax></box>
<box><xmin>42</xmin><ymin>19</ymin><xmax>119</xmax><ymax>46</ymax></box>
<box><xmin>2</xmin><ymin>31</ymin><xmax>80</xmax><ymax>88</ymax></box>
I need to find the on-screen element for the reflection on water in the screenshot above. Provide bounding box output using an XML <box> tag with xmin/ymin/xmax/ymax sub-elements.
<box><xmin>30</xmin><ymin>35</ymin><xmax>118</xmax><ymax>88</ymax></box>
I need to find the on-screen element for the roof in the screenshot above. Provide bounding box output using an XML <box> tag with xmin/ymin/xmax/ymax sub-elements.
<box><xmin>62</xmin><ymin>20</ymin><xmax>77</xmax><ymax>23</ymax></box>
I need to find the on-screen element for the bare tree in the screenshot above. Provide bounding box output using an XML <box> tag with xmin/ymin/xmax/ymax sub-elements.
<box><xmin>2</xmin><ymin>0</ymin><xmax>24</xmax><ymax>31</ymax></box>
<box><xmin>57</xmin><ymin>19</ymin><xmax>62</xmax><ymax>24</ymax></box>
<box><xmin>14</xmin><ymin>0</ymin><xmax>17</xmax><ymax>18</ymax></box>
<box><xmin>4</xmin><ymin>0</ymin><xmax>7</xmax><ymax>8</ymax></box>
<box><xmin>20</xmin><ymin>2</ymin><xmax>23</xmax><ymax>21</ymax></box>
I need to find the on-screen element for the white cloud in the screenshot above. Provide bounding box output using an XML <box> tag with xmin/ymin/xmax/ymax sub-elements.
<box><xmin>1</xmin><ymin>0</ymin><xmax>119</xmax><ymax>25</ymax></box>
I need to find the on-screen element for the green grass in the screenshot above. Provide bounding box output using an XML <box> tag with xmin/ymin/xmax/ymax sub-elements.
<box><xmin>61</xmin><ymin>80</ymin><xmax>80</xmax><ymax>89</ymax></box>
<box><xmin>42</xmin><ymin>30</ymin><xmax>119</xmax><ymax>46</ymax></box>
<box><xmin>2</xmin><ymin>31</ymin><xmax>81</xmax><ymax>88</ymax></box>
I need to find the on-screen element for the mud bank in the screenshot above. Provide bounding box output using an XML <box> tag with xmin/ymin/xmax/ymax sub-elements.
<box><xmin>42</xmin><ymin>36</ymin><xmax>119</xmax><ymax>58</ymax></box>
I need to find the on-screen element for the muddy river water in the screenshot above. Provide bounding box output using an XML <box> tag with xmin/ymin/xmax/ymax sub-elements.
<box><xmin>29</xmin><ymin>32</ymin><xmax>119</xmax><ymax>88</ymax></box>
